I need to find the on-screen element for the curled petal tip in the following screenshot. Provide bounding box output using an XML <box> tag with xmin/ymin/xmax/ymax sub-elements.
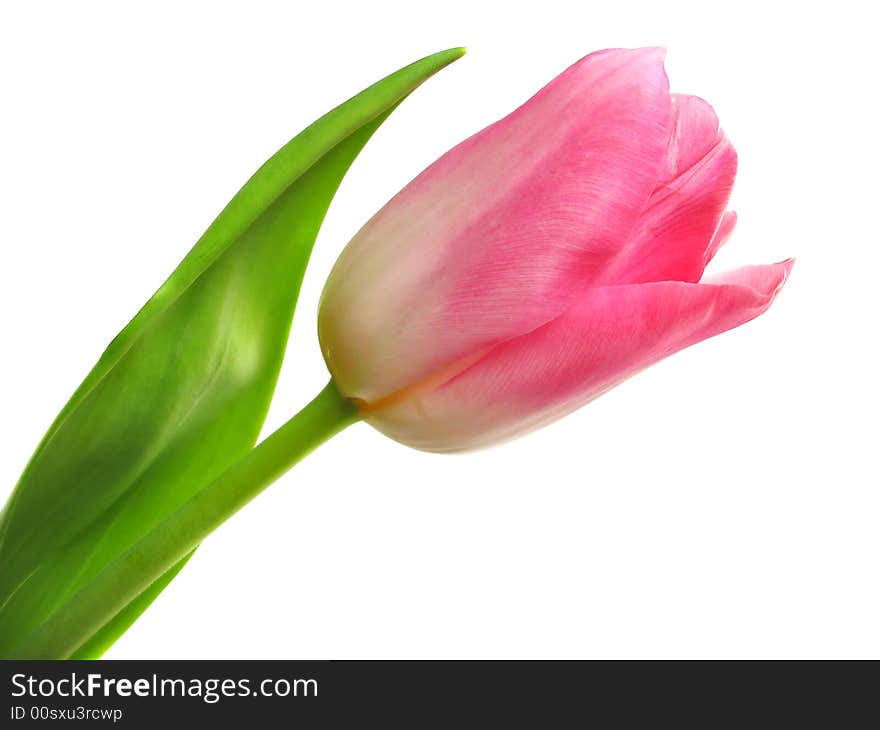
<box><xmin>629</xmin><ymin>46</ymin><xmax>668</xmax><ymax>68</ymax></box>
<box><xmin>574</xmin><ymin>45</ymin><xmax>667</xmax><ymax>70</ymax></box>
<box><xmin>704</xmin><ymin>258</ymin><xmax>794</xmax><ymax>300</ymax></box>
<box><xmin>748</xmin><ymin>258</ymin><xmax>795</xmax><ymax>307</ymax></box>
<box><xmin>639</xmin><ymin>45</ymin><xmax>668</xmax><ymax>60</ymax></box>
<box><xmin>623</xmin><ymin>46</ymin><xmax>668</xmax><ymax>70</ymax></box>
<box><xmin>771</xmin><ymin>257</ymin><xmax>796</xmax><ymax>285</ymax></box>
<box><xmin>777</xmin><ymin>257</ymin><xmax>796</xmax><ymax>290</ymax></box>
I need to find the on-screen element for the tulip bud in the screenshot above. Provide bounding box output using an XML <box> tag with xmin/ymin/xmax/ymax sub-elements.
<box><xmin>318</xmin><ymin>47</ymin><xmax>792</xmax><ymax>452</ymax></box>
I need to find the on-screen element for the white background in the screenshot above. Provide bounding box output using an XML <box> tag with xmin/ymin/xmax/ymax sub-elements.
<box><xmin>1</xmin><ymin>1</ymin><xmax>877</xmax><ymax>659</ymax></box>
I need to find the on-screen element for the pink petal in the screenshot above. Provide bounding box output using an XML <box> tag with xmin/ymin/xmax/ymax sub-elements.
<box><xmin>365</xmin><ymin>260</ymin><xmax>793</xmax><ymax>452</ymax></box>
<box><xmin>704</xmin><ymin>210</ymin><xmax>737</xmax><ymax>265</ymax></box>
<box><xmin>320</xmin><ymin>48</ymin><xmax>672</xmax><ymax>402</ymax></box>
<box><xmin>597</xmin><ymin>94</ymin><xmax>737</xmax><ymax>285</ymax></box>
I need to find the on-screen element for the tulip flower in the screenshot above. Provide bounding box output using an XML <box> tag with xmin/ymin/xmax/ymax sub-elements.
<box><xmin>318</xmin><ymin>47</ymin><xmax>792</xmax><ymax>452</ymax></box>
<box><xmin>4</xmin><ymin>47</ymin><xmax>791</xmax><ymax>659</ymax></box>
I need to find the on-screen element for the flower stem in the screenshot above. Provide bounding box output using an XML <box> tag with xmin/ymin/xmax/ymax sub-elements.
<box><xmin>9</xmin><ymin>380</ymin><xmax>359</xmax><ymax>659</ymax></box>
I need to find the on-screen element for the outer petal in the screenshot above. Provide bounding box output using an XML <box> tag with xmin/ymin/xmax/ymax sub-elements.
<box><xmin>320</xmin><ymin>48</ymin><xmax>672</xmax><ymax>402</ymax></box>
<box><xmin>366</xmin><ymin>260</ymin><xmax>794</xmax><ymax>452</ymax></box>
<box><xmin>597</xmin><ymin>94</ymin><xmax>737</xmax><ymax>285</ymax></box>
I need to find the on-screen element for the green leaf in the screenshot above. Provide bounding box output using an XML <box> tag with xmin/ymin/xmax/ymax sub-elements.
<box><xmin>11</xmin><ymin>382</ymin><xmax>358</xmax><ymax>660</ymax></box>
<box><xmin>0</xmin><ymin>47</ymin><xmax>465</xmax><ymax>658</ymax></box>
<box><xmin>69</xmin><ymin>550</ymin><xmax>194</xmax><ymax>660</ymax></box>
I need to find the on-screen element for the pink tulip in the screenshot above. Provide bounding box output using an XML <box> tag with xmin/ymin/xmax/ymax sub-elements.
<box><xmin>318</xmin><ymin>47</ymin><xmax>792</xmax><ymax>452</ymax></box>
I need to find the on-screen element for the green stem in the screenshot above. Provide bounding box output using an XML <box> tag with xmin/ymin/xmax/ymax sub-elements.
<box><xmin>8</xmin><ymin>380</ymin><xmax>358</xmax><ymax>659</ymax></box>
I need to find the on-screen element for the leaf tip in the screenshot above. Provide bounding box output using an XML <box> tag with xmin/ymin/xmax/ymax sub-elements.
<box><xmin>432</xmin><ymin>46</ymin><xmax>468</xmax><ymax>68</ymax></box>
